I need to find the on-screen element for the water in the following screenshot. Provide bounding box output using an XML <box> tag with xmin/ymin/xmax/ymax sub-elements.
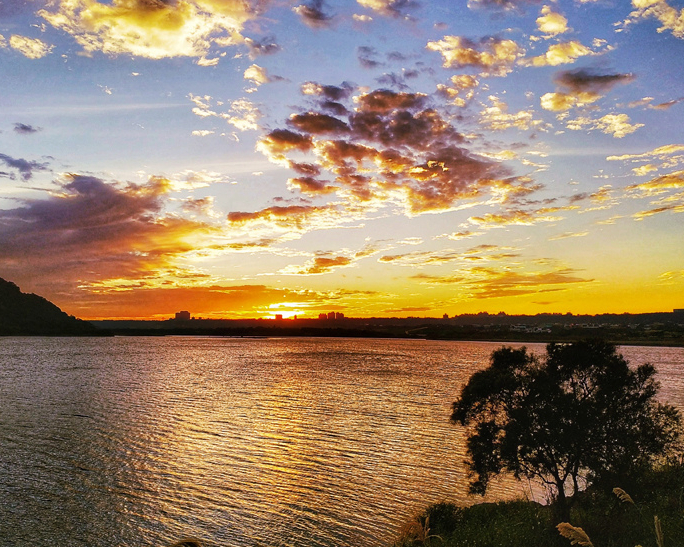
<box><xmin>1</xmin><ymin>337</ymin><xmax>682</xmax><ymax>547</ymax></box>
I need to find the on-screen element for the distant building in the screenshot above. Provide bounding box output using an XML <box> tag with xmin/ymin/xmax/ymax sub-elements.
<box><xmin>174</xmin><ymin>311</ymin><xmax>191</xmax><ymax>320</ymax></box>
<box><xmin>327</xmin><ymin>311</ymin><xmax>336</xmax><ymax>320</ymax></box>
<box><xmin>275</xmin><ymin>314</ymin><xmax>283</xmax><ymax>320</ymax></box>
<box><xmin>319</xmin><ymin>313</ymin><xmax>328</xmax><ymax>320</ymax></box>
<box><xmin>443</xmin><ymin>313</ymin><xmax>449</xmax><ymax>319</ymax></box>
<box><xmin>335</xmin><ymin>312</ymin><xmax>344</xmax><ymax>320</ymax></box>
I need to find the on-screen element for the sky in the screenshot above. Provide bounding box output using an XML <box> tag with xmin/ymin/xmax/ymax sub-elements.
<box><xmin>0</xmin><ymin>0</ymin><xmax>683</xmax><ymax>320</ymax></box>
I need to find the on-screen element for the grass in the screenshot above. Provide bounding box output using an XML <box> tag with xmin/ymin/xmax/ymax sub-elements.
<box><xmin>394</xmin><ymin>461</ymin><xmax>684</xmax><ymax>547</ymax></box>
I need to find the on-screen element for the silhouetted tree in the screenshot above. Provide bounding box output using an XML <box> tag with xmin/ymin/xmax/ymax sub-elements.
<box><xmin>451</xmin><ymin>340</ymin><xmax>681</xmax><ymax>519</ymax></box>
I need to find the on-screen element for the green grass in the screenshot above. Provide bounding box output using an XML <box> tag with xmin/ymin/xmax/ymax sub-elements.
<box><xmin>394</xmin><ymin>462</ymin><xmax>684</xmax><ymax>547</ymax></box>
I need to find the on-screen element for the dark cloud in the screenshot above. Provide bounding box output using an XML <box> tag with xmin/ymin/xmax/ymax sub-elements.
<box><xmin>293</xmin><ymin>0</ymin><xmax>335</xmax><ymax>28</ymax></box>
<box><xmin>357</xmin><ymin>46</ymin><xmax>383</xmax><ymax>69</ymax></box>
<box><xmin>0</xmin><ymin>174</ymin><xmax>213</xmax><ymax>291</ymax></box>
<box><xmin>288</xmin><ymin>176</ymin><xmax>337</xmax><ymax>195</ymax></box>
<box><xmin>287</xmin><ymin>112</ymin><xmax>350</xmax><ymax>135</ymax></box>
<box><xmin>13</xmin><ymin>123</ymin><xmax>41</xmax><ymax>135</ymax></box>
<box><xmin>0</xmin><ymin>153</ymin><xmax>50</xmax><ymax>181</ymax></box>
<box><xmin>245</xmin><ymin>36</ymin><xmax>281</xmax><ymax>58</ymax></box>
<box><xmin>252</xmin><ymin>87</ymin><xmax>531</xmax><ymax>216</ymax></box>
<box><xmin>376</xmin><ymin>72</ymin><xmax>411</xmax><ymax>90</ymax></box>
<box><xmin>301</xmin><ymin>81</ymin><xmax>355</xmax><ymax>101</ymax></box>
<box><xmin>356</xmin><ymin>89</ymin><xmax>427</xmax><ymax>112</ymax></box>
<box><xmin>554</xmin><ymin>69</ymin><xmax>636</xmax><ymax>94</ymax></box>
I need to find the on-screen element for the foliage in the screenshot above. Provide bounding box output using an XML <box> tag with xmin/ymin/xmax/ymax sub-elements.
<box><xmin>396</xmin><ymin>461</ymin><xmax>684</xmax><ymax>547</ymax></box>
<box><xmin>451</xmin><ymin>340</ymin><xmax>681</xmax><ymax>516</ymax></box>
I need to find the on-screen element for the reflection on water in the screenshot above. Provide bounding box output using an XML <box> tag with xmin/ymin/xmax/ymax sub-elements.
<box><xmin>0</xmin><ymin>337</ymin><xmax>682</xmax><ymax>547</ymax></box>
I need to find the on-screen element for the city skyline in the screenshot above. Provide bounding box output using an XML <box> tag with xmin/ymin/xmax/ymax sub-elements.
<box><xmin>1</xmin><ymin>0</ymin><xmax>683</xmax><ymax>320</ymax></box>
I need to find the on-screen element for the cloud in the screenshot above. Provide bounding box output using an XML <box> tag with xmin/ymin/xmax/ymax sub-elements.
<box><xmin>252</xmin><ymin>86</ymin><xmax>540</xmax><ymax>218</ymax></box>
<box><xmin>244</xmin><ymin>64</ymin><xmax>276</xmax><ymax>86</ymax></box>
<box><xmin>626</xmin><ymin>170</ymin><xmax>684</xmax><ymax>195</ymax></box>
<box><xmin>536</xmin><ymin>5</ymin><xmax>569</xmax><ymax>36</ymax></box>
<box><xmin>357</xmin><ymin>46</ymin><xmax>383</xmax><ymax>69</ymax></box>
<box><xmin>479</xmin><ymin>96</ymin><xmax>544</xmax><ymax>131</ymax></box>
<box><xmin>466</xmin><ymin>267</ymin><xmax>592</xmax><ymax>299</ymax></box>
<box><xmin>607</xmin><ymin>144</ymin><xmax>684</xmax><ymax>162</ymax></box>
<box><xmin>548</xmin><ymin>231</ymin><xmax>589</xmax><ymax>240</ymax></box>
<box><xmin>0</xmin><ymin>174</ymin><xmax>216</xmax><ymax>295</ymax></box>
<box><xmin>426</xmin><ymin>35</ymin><xmax>524</xmax><ymax>76</ymax></box>
<box><xmin>555</xmin><ymin>69</ymin><xmax>636</xmax><ymax>94</ymax></box>
<box><xmin>280</xmin><ymin>255</ymin><xmax>352</xmax><ymax>275</ymax></box>
<box><xmin>39</xmin><ymin>0</ymin><xmax>266</xmax><ymax>60</ymax></box>
<box><xmin>436</xmin><ymin>74</ymin><xmax>479</xmax><ymax>106</ymax></box>
<box><xmin>244</xmin><ymin>36</ymin><xmax>280</xmax><ymax>58</ymax></box>
<box><xmin>523</xmin><ymin>41</ymin><xmax>593</xmax><ymax>67</ymax></box>
<box><xmin>0</xmin><ymin>153</ymin><xmax>50</xmax><ymax>180</ymax></box>
<box><xmin>189</xmin><ymin>94</ymin><xmax>262</xmax><ymax>131</ymax></box>
<box><xmin>65</xmin><ymin>283</ymin><xmax>320</xmax><ymax>320</ymax></box>
<box><xmin>467</xmin><ymin>206</ymin><xmax>563</xmax><ymax>227</ymax></box>
<box><xmin>13</xmin><ymin>123</ymin><xmax>41</xmax><ymax>134</ymax></box>
<box><xmin>356</xmin><ymin>0</ymin><xmax>418</xmax><ymax>19</ymax></box>
<box><xmin>566</xmin><ymin>113</ymin><xmax>644</xmax><ymax>138</ymax></box>
<box><xmin>621</xmin><ymin>0</ymin><xmax>684</xmax><ymax>39</ymax></box>
<box><xmin>293</xmin><ymin>0</ymin><xmax>335</xmax><ymax>28</ymax></box>
<box><xmin>541</xmin><ymin>68</ymin><xmax>636</xmax><ymax>111</ymax></box>
<box><xmin>227</xmin><ymin>204</ymin><xmax>337</xmax><ymax>229</ymax></box>
<box><xmin>9</xmin><ymin>35</ymin><xmax>54</xmax><ymax>59</ymax></box>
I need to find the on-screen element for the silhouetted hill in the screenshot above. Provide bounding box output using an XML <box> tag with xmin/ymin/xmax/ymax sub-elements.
<box><xmin>0</xmin><ymin>277</ymin><xmax>97</xmax><ymax>335</ymax></box>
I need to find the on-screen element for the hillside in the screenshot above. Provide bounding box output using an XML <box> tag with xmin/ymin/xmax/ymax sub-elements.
<box><xmin>0</xmin><ymin>277</ymin><xmax>97</xmax><ymax>335</ymax></box>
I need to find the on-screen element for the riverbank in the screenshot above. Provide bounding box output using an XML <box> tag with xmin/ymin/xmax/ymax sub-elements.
<box><xmin>395</xmin><ymin>462</ymin><xmax>684</xmax><ymax>547</ymax></box>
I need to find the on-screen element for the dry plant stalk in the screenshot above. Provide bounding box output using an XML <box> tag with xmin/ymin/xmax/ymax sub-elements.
<box><xmin>557</xmin><ymin>523</ymin><xmax>595</xmax><ymax>547</ymax></box>
<box><xmin>613</xmin><ymin>487</ymin><xmax>635</xmax><ymax>505</ymax></box>
<box><xmin>654</xmin><ymin>515</ymin><xmax>664</xmax><ymax>547</ymax></box>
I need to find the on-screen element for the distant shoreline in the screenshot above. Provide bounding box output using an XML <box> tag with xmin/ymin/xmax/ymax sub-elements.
<box><xmin>7</xmin><ymin>324</ymin><xmax>677</xmax><ymax>347</ymax></box>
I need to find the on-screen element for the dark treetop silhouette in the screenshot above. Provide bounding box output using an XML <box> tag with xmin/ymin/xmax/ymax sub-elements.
<box><xmin>451</xmin><ymin>340</ymin><xmax>681</xmax><ymax>519</ymax></box>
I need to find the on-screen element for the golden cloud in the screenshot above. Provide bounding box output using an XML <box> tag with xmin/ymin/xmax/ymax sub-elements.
<box><xmin>566</xmin><ymin>113</ymin><xmax>644</xmax><ymax>138</ymax></box>
<box><xmin>536</xmin><ymin>5</ymin><xmax>569</xmax><ymax>36</ymax></box>
<box><xmin>279</xmin><ymin>255</ymin><xmax>352</xmax><ymax>275</ymax></box>
<box><xmin>8</xmin><ymin>35</ymin><xmax>54</xmax><ymax>59</ymax></box>
<box><xmin>436</xmin><ymin>74</ymin><xmax>479</xmax><ymax>106</ymax></box>
<box><xmin>607</xmin><ymin>144</ymin><xmax>684</xmax><ymax>162</ymax></box>
<box><xmin>356</xmin><ymin>0</ymin><xmax>417</xmax><ymax>18</ymax></box>
<box><xmin>479</xmin><ymin>96</ymin><xmax>544</xmax><ymax>131</ymax></box>
<box><xmin>524</xmin><ymin>41</ymin><xmax>592</xmax><ymax>67</ymax></box>
<box><xmin>622</xmin><ymin>0</ymin><xmax>684</xmax><ymax>39</ymax></box>
<box><xmin>468</xmin><ymin>207</ymin><xmax>562</xmax><ymax>227</ymax></box>
<box><xmin>426</xmin><ymin>35</ymin><xmax>523</xmax><ymax>76</ymax></box>
<box><xmin>626</xmin><ymin>170</ymin><xmax>684</xmax><ymax>195</ymax></box>
<box><xmin>39</xmin><ymin>0</ymin><xmax>265</xmax><ymax>59</ymax></box>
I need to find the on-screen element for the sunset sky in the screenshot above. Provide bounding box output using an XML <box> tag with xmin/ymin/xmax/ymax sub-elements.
<box><xmin>1</xmin><ymin>0</ymin><xmax>683</xmax><ymax>320</ymax></box>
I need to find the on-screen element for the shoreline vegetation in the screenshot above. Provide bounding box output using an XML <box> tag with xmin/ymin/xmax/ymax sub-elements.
<box><xmin>393</xmin><ymin>459</ymin><xmax>684</xmax><ymax>547</ymax></box>
<box><xmin>404</xmin><ymin>340</ymin><xmax>684</xmax><ymax>547</ymax></box>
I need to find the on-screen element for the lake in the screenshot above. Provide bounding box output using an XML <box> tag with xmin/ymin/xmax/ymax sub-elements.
<box><xmin>1</xmin><ymin>337</ymin><xmax>682</xmax><ymax>547</ymax></box>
